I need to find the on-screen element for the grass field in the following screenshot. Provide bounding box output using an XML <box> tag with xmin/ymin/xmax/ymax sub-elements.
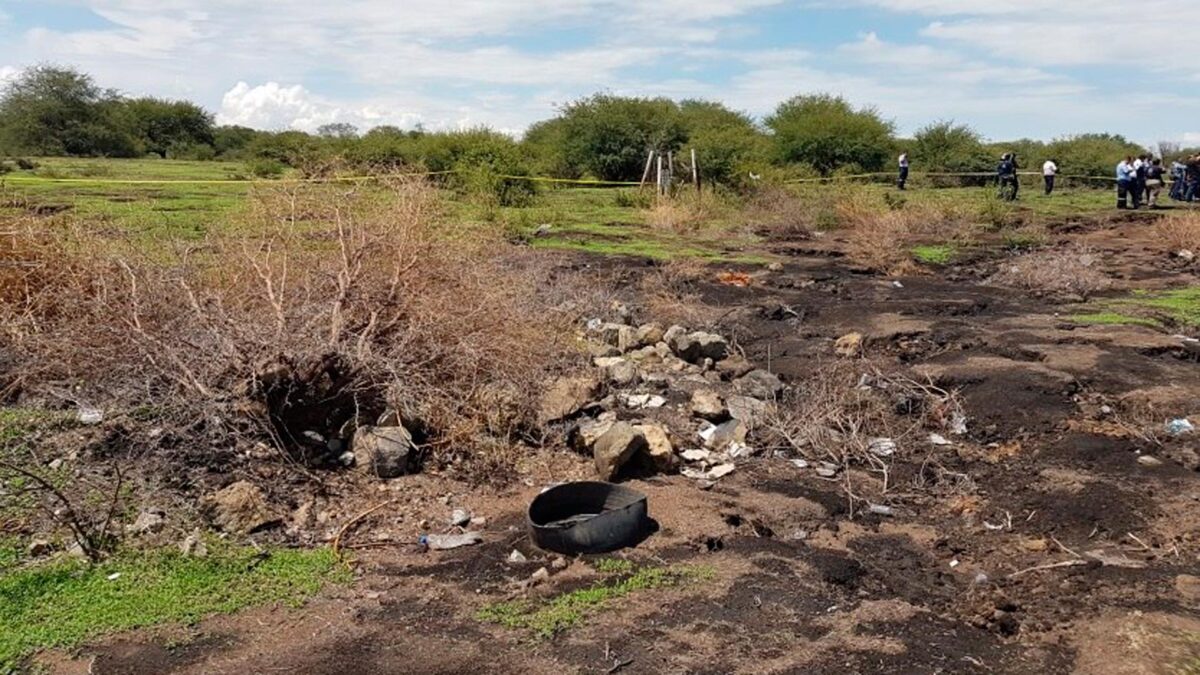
<box><xmin>2</xmin><ymin>157</ymin><xmax>1124</xmax><ymax>262</ymax></box>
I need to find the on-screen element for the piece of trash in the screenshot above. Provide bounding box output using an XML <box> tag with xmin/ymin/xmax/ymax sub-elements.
<box><xmin>868</xmin><ymin>437</ymin><xmax>896</xmax><ymax>457</ymax></box>
<box><xmin>973</xmin><ymin>572</ymin><xmax>989</xmax><ymax>584</ymax></box>
<box><xmin>717</xmin><ymin>271</ymin><xmax>752</xmax><ymax>287</ymax></box>
<box><xmin>508</xmin><ymin>549</ymin><xmax>528</xmax><ymax>564</ymax></box>
<box><xmin>586</xmin><ymin>318</ymin><xmax>604</xmax><ymax>332</ymax></box>
<box><xmin>530</xmin><ymin>567</ymin><xmax>551</xmax><ymax>584</ymax></box>
<box><xmin>681</xmin><ymin>449</ymin><xmax>712</xmax><ymax>463</ymax></box>
<box><xmin>698</xmin><ymin>422</ymin><xmax>718</xmax><ymax>443</ymax></box>
<box><xmin>77</xmin><ymin>407</ymin><xmax>104</xmax><ymax>425</ymax></box>
<box><xmin>420</xmin><ymin>532</ymin><xmax>483</xmax><ymax>550</ymax></box>
<box><xmin>816</xmin><ymin>462</ymin><xmax>840</xmax><ymax>478</ymax></box>
<box><xmin>533</xmin><ymin>224</ymin><xmax>552</xmax><ymax>237</ymax></box>
<box><xmin>681</xmin><ymin>467</ymin><xmax>708</xmax><ymax>479</ymax></box>
<box><xmin>949</xmin><ymin>559</ymin><xmax>960</xmax><ymax>569</ymax></box>
<box><xmin>950</xmin><ymin>413</ymin><xmax>968</xmax><ymax>436</ymax></box>
<box><xmin>707</xmin><ymin>463</ymin><xmax>736</xmax><ymax>480</ymax></box>
<box><xmin>449</xmin><ymin>509</ymin><xmax>471</xmax><ymax>527</ymax></box>
<box><xmin>528</xmin><ymin>482</ymin><xmax>649</xmax><ymax>555</ymax></box>
<box><xmin>790</xmin><ymin>458</ymin><xmax>809</xmax><ymax>469</ymax></box>
<box><xmin>338</xmin><ymin>452</ymin><xmax>356</xmax><ymax>467</ymax></box>
<box><xmin>623</xmin><ymin>393</ymin><xmax>666</xmax><ymax>409</ymax></box>
<box><xmin>1137</xmin><ymin>455</ymin><xmax>1163</xmax><ymax>467</ymax></box>
<box><xmin>1099</xmin><ymin>405</ymin><xmax>1113</xmax><ymax>416</ymax></box>
<box><xmin>107</xmin><ymin>572</ymin><xmax>121</xmax><ymax>581</ymax></box>
<box><xmin>983</xmin><ymin>521</ymin><xmax>1005</xmax><ymax>531</ymax></box>
<box><xmin>928</xmin><ymin>433</ymin><xmax>952</xmax><ymax>446</ymax></box>
<box><xmin>1166</xmin><ymin>418</ymin><xmax>1195</xmax><ymax>436</ymax></box>
<box><xmin>892</xmin><ymin>281</ymin><xmax>904</xmax><ymax>289</ymax></box>
<box><xmin>868</xmin><ymin>504</ymin><xmax>894</xmax><ymax>517</ymax></box>
<box><xmin>469</xmin><ymin>516</ymin><xmax>487</xmax><ymax>527</ymax></box>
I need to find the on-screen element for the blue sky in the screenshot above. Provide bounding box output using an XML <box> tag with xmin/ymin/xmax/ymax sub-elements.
<box><xmin>1</xmin><ymin>0</ymin><xmax>1196</xmax><ymax>146</ymax></box>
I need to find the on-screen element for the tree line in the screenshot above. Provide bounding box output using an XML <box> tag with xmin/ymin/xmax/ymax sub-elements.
<box><xmin>2</xmin><ymin>65</ymin><xmax>1191</xmax><ymax>186</ymax></box>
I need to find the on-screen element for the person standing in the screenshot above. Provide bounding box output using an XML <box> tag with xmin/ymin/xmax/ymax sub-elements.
<box><xmin>997</xmin><ymin>153</ymin><xmax>1019</xmax><ymax>201</ymax></box>
<box><xmin>1042</xmin><ymin>158</ymin><xmax>1059</xmax><ymax>195</ymax></box>
<box><xmin>1116</xmin><ymin>156</ymin><xmax>1135</xmax><ymax>209</ymax></box>
<box><xmin>1133</xmin><ymin>154</ymin><xmax>1148</xmax><ymax>208</ymax></box>
<box><xmin>1145</xmin><ymin>158</ymin><xmax>1166</xmax><ymax>208</ymax></box>
<box><xmin>897</xmin><ymin>152</ymin><xmax>910</xmax><ymax>190</ymax></box>
<box><xmin>1187</xmin><ymin>154</ymin><xmax>1200</xmax><ymax>202</ymax></box>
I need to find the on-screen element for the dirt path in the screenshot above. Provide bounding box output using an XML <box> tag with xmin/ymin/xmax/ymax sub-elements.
<box><xmin>43</xmin><ymin>216</ymin><xmax>1200</xmax><ymax>674</ymax></box>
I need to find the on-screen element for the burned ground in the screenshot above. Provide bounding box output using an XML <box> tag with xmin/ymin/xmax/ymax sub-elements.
<box><xmin>31</xmin><ymin>208</ymin><xmax>1200</xmax><ymax>674</ymax></box>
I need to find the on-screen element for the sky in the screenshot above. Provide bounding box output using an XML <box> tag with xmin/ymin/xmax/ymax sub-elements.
<box><xmin>0</xmin><ymin>0</ymin><xmax>1196</xmax><ymax>146</ymax></box>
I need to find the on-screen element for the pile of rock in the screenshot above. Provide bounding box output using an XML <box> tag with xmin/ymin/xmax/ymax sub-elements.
<box><xmin>541</xmin><ymin>315</ymin><xmax>786</xmax><ymax>483</ymax></box>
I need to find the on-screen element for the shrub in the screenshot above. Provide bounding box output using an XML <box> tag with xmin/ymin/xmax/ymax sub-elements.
<box><xmin>0</xmin><ymin>177</ymin><xmax>585</xmax><ymax>477</ymax></box>
<box><xmin>556</xmin><ymin>95</ymin><xmax>687</xmax><ymax>181</ymax></box>
<box><xmin>614</xmin><ymin>189</ymin><xmax>653</xmax><ymax>209</ymax></box>
<box><xmin>14</xmin><ymin>158</ymin><xmax>37</xmax><ymax>171</ymax></box>
<box><xmin>1154</xmin><ymin>213</ymin><xmax>1200</xmax><ymax>254</ymax></box>
<box><xmin>765</xmin><ymin>95</ymin><xmax>895</xmax><ymax>175</ymax></box>
<box><xmin>246</xmin><ymin>158</ymin><xmax>286</xmax><ymax>178</ymax></box>
<box><xmin>988</xmin><ymin>248</ymin><xmax>1111</xmax><ymax>298</ymax></box>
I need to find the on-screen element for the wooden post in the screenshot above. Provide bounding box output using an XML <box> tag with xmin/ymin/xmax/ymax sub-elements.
<box><xmin>656</xmin><ymin>154</ymin><xmax>664</xmax><ymax>196</ymax></box>
<box><xmin>639</xmin><ymin>149</ymin><xmax>655</xmax><ymax>189</ymax></box>
<box><xmin>691</xmin><ymin>148</ymin><xmax>700</xmax><ymax>194</ymax></box>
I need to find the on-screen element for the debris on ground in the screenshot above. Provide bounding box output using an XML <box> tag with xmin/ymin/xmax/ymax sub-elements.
<box><xmin>1166</xmin><ymin>418</ymin><xmax>1195</xmax><ymax>436</ymax></box>
<box><xmin>421</xmin><ymin>532</ymin><xmax>483</xmax><ymax>551</ymax></box>
<box><xmin>717</xmin><ymin>271</ymin><xmax>753</xmax><ymax>287</ymax></box>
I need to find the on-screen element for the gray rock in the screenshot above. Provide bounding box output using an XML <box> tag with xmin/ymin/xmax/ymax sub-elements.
<box><xmin>353</xmin><ymin>425</ymin><xmax>416</xmax><ymax>479</ymax></box>
<box><xmin>604</xmin><ymin>359</ymin><xmax>639</xmax><ymax>387</ymax></box>
<box><xmin>1137</xmin><ymin>455</ymin><xmax>1163</xmax><ymax>467</ymax></box>
<box><xmin>690</xmin><ymin>389</ymin><xmax>728</xmax><ymax>421</ymax></box>
<box><xmin>538</xmin><ymin>375</ymin><xmax>602</xmax><ymax>425</ymax></box>
<box><xmin>598</xmin><ymin>323</ymin><xmax>637</xmax><ymax>353</ymax></box>
<box><xmin>202</xmin><ymin>481</ymin><xmax>278</xmax><ymax>534</ymax></box>
<box><xmin>663</xmin><ymin>325</ymin><xmax>688</xmax><ymax>348</ymax></box>
<box><xmin>126</xmin><ymin>509</ymin><xmax>166</xmax><ymax>535</ymax></box>
<box><xmin>727</xmin><ymin>395</ymin><xmax>769</xmax><ymax>430</ymax></box>
<box><xmin>593</xmin><ymin>422</ymin><xmax>647</xmax><ymax>480</ymax></box>
<box><xmin>673</xmin><ymin>332</ymin><xmax>729</xmax><ymax>364</ymax></box>
<box><xmin>449</xmin><ymin>509</ymin><xmax>472</xmax><ymax>527</ymax></box>
<box><xmin>570</xmin><ymin>413</ymin><xmax>618</xmax><ymax>453</ymax></box>
<box><xmin>706</xmin><ymin>419</ymin><xmax>748</xmax><ymax>451</ymax></box>
<box><xmin>736</xmin><ymin>369</ymin><xmax>784</xmax><ymax>400</ymax></box>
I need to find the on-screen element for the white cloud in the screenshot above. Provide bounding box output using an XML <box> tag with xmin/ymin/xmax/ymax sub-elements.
<box><xmin>217</xmin><ymin>82</ymin><xmax>427</xmax><ymax>132</ymax></box>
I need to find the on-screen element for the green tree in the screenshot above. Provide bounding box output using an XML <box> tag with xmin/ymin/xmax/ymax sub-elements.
<box><xmin>911</xmin><ymin>121</ymin><xmax>992</xmax><ymax>173</ymax></box>
<box><xmin>765</xmin><ymin>94</ymin><xmax>895</xmax><ymax>175</ymax></box>
<box><xmin>1044</xmin><ymin>133</ymin><xmax>1147</xmax><ymax>177</ymax></box>
<box><xmin>0</xmin><ymin>65</ymin><xmax>135</xmax><ymax>156</ymax></box>
<box><xmin>212</xmin><ymin>125</ymin><xmax>262</xmax><ymax>158</ymax></box>
<box><xmin>678</xmin><ymin>100</ymin><xmax>768</xmax><ymax>185</ymax></box>
<box><xmin>522</xmin><ymin>117</ymin><xmax>576</xmax><ymax>178</ymax></box>
<box><xmin>556</xmin><ymin>94</ymin><xmax>687</xmax><ymax>181</ymax></box>
<box><xmin>122</xmin><ymin>97</ymin><xmax>215</xmax><ymax>158</ymax></box>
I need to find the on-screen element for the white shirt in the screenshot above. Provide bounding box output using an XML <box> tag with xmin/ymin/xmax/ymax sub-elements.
<box><xmin>1043</xmin><ymin>161</ymin><xmax>1058</xmax><ymax>176</ymax></box>
<box><xmin>899</xmin><ymin>154</ymin><xmax>909</xmax><ymax>168</ymax></box>
<box><xmin>1133</xmin><ymin>158</ymin><xmax>1144</xmax><ymax>170</ymax></box>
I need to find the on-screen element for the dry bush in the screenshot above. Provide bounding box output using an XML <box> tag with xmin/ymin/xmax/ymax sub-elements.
<box><xmin>645</xmin><ymin>191</ymin><xmax>722</xmax><ymax>233</ymax></box>
<box><xmin>1154</xmin><ymin>213</ymin><xmax>1200</xmax><ymax>254</ymax></box>
<box><xmin>839</xmin><ymin>199</ymin><xmax>975</xmax><ymax>273</ymax></box>
<box><xmin>639</xmin><ymin>258</ymin><xmax>723</xmax><ymax>328</ymax></box>
<box><xmin>0</xmin><ymin>176</ymin><xmax>585</xmax><ymax>477</ymax></box>
<box><xmin>988</xmin><ymin>247</ymin><xmax>1111</xmax><ymax>298</ymax></box>
<box><xmin>744</xmin><ymin>186</ymin><xmax>813</xmax><ymax>239</ymax></box>
<box><xmin>763</xmin><ymin>361</ymin><xmax>970</xmax><ymax>514</ymax></box>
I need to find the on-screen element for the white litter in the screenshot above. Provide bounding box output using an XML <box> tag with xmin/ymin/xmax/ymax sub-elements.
<box><xmin>681</xmin><ymin>449</ymin><xmax>713</xmax><ymax>463</ymax></box>
<box><xmin>107</xmin><ymin>572</ymin><xmax>121</xmax><ymax>581</ymax></box>
<box><xmin>790</xmin><ymin>458</ymin><xmax>809</xmax><ymax>469</ymax></box>
<box><xmin>868</xmin><ymin>504</ymin><xmax>894</xmax><ymax>516</ymax></box>
<box><xmin>698</xmin><ymin>422</ymin><xmax>718</xmax><ymax>443</ymax></box>
<box><xmin>623</xmin><ymin>393</ymin><xmax>666</xmax><ymax>409</ymax></box>
<box><xmin>950</xmin><ymin>413</ymin><xmax>969</xmax><ymax>436</ymax></box>
<box><xmin>706</xmin><ymin>463</ymin><xmax>736</xmax><ymax>480</ymax></box>
<box><xmin>868</xmin><ymin>437</ymin><xmax>896</xmax><ymax>457</ymax></box>
<box><xmin>78</xmin><ymin>407</ymin><xmax>104</xmax><ymax>425</ymax></box>
<box><xmin>928</xmin><ymin>433</ymin><xmax>953</xmax><ymax>446</ymax></box>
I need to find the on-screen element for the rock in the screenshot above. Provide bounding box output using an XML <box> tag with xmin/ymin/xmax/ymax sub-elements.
<box><xmin>727</xmin><ymin>395</ymin><xmax>769</xmax><ymax>430</ymax></box>
<box><xmin>1175</xmin><ymin>574</ymin><xmax>1200</xmax><ymax>602</ymax></box>
<box><xmin>570</xmin><ymin>414</ymin><xmax>617</xmax><ymax>453</ymax></box>
<box><xmin>735</xmin><ymin>370</ymin><xmax>784</xmax><ymax>400</ymax></box>
<box><xmin>180</xmin><ymin>528</ymin><xmax>208</xmax><ymax>557</ymax></box>
<box><xmin>663</xmin><ymin>325</ymin><xmax>688</xmax><ymax>350</ymax></box>
<box><xmin>47</xmin><ymin>458</ymin><xmax>64</xmax><ymax>471</ymax></box>
<box><xmin>422</xmin><ymin>532</ymin><xmax>483</xmax><ymax>550</ymax></box>
<box><xmin>622</xmin><ymin>393</ymin><xmax>666</xmax><ymax>409</ymax></box>
<box><xmin>338</xmin><ymin>452</ymin><xmax>356</xmax><ymax>467</ymax></box>
<box><xmin>681</xmin><ymin>449</ymin><xmax>712</xmax><ymax>463</ymax></box>
<box><xmin>1179</xmin><ymin>249</ymin><xmax>1196</xmax><ymax>262</ymax></box>
<box><xmin>767</xmin><ymin>262</ymin><xmax>784</xmax><ymax>272</ymax></box>
<box><xmin>673</xmin><ymin>332</ymin><xmax>729</xmax><ymax>364</ymax></box>
<box><xmin>377</xmin><ymin>409</ymin><xmax>402</xmax><ymax>427</ymax></box>
<box><xmin>551</xmin><ymin>556</ymin><xmax>568</xmax><ymax>570</ymax></box>
<box><xmin>636</xmin><ymin>323</ymin><xmax>665</xmax><ymax>347</ymax></box>
<box><xmin>508</xmin><ymin>549</ymin><xmax>528</xmax><ymax>564</ymax></box>
<box><xmin>449</xmin><ymin>509</ymin><xmax>471</xmax><ymax>527</ymax></box>
<box><xmin>598</xmin><ymin>323</ymin><xmax>637</xmax><ymax>353</ymax></box>
<box><xmin>706</xmin><ymin>419</ymin><xmax>748</xmax><ymax>451</ymax></box>
<box><xmin>605</xmin><ymin>359</ymin><xmax>639</xmax><ymax>387</ymax></box>
<box><xmin>1021</xmin><ymin>538</ymin><xmax>1048</xmax><ymax>553</ymax></box>
<box><xmin>538</xmin><ymin>375</ymin><xmax>602</xmax><ymax>424</ymax></box>
<box><xmin>707</xmin><ymin>463</ymin><xmax>736</xmax><ymax>480</ymax></box>
<box><xmin>1137</xmin><ymin>454</ymin><xmax>1163</xmax><ymax>467</ymax></box>
<box><xmin>27</xmin><ymin>539</ymin><xmax>52</xmax><ymax>557</ymax></box>
<box><xmin>593</xmin><ymin>422</ymin><xmax>648</xmax><ymax>480</ymax></box>
<box><xmin>835</xmin><ymin>332</ymin><xmax>864</xmax><ymax>358</ymax></box>
<box><xmin>530</xmin><ymin>567</ymin><xmax>551</xmax><ymax>585</ymax></box>
<box><xmin>635</xmin><ymin>423</ymin><xmax>677</xmax><ymax>471</ymax></box>
<box><xmin>126</xmin><ymin>509</ymin><xmax>166</xmax><ymax>535</ymax></box>
<box><xmin>587</xmin><ymin>341</ymin><xmax>621</xmax><ymax>359</ymax></box>
<box><xmin>77</xmin><ymin>407</ymin><xmax>103</xmax><ymax>425</ymax></box>
<box><xmin>715</xmin><ymin>355</ymin><xmax>755</xmax><ymax>380</ymax></box>
<box><xmin>690</xmin><ymin>390</ymin><xmax>727</xmax><ymax>421</ymax></box>
<box><xmin>353</xmin><ymin>425</ymin><xmax>415</xmax><ymax>479</ymax></box>
<box><xmin>202</xmin><ymin>481</ymin><xmax>278</xmax><ymax>534</ymax></box>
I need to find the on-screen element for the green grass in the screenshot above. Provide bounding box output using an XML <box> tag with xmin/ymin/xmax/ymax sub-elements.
<box><xmin>911</xmin><ymin>244</ymin><xmax>956</xmax><ymax>265</ymax></box>
<box><xmin>1069</xmin><ymin>312</ymin><xmax>1163</xmax><ymax>328</ymax></box>
<box><xmin>477</xmin><ymin>561</ymin><xmax>710</xmax><ymax>638</ymax></box>
<box><xmin>0</xmin><ymin>544</ymin><xmax>349</xmax><ymax>671</ymax></box>
<box><xmin>1124</xmin><ymin>287</ymin><xmax>1200</xmax><ymax>327</ymax></box>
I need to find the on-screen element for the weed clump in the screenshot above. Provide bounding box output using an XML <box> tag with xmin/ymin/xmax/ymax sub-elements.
<box><xmin>988</xmin><ymin>247</ymin><xmax>1111</xmax><ymax>298</ymax></box>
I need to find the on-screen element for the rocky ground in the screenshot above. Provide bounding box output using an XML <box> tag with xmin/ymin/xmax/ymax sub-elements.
<box><xmin>36</xmin><ymin>209</ymin><xmax>1200</xmax><ymax>674</ymax></box>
